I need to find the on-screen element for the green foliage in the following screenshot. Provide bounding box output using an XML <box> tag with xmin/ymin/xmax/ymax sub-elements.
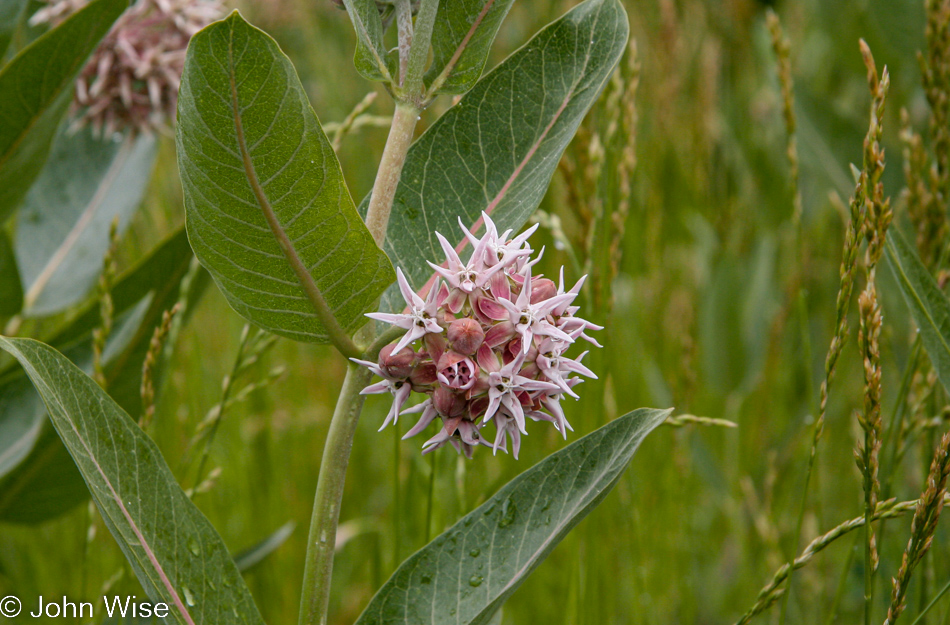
<box><xmin>0</xmin><ymin>0</ymin><xmax>126</xmax><ymax>222</ymax></box>
<box><xmin>0</xmin><ymin>0</ymin><xmax>27</xmax><ymax>59</ymax></box>
<box><xmin>0</xmin><ymin>228</ymin><xmax>204</xmax><ymax>523</ymax></box>
<box><xmin>355</xmin><ymin>408</ymin><xmax>669</xmax><ymax>625</ymax></box>
<box><xmin>0</xmin><ymin>337</ymin><xmax>266</xmax><ymax>625</ymax></box>
<box><xmin>16</xmin><ymin>128</ymin><xmax>157</xmax><ymax>316</ymax></box>
<box><xmin>366</xmin><ymin>0</ymin><xmax>628</xmax><ymax>311</ymax></box>
<box><xmin>425</xmin><ymin>0</ymin><xmax>515</xmax><ymax>95</ymax></box>
<box><xmin>885</xmin><ymin>228</ymin><xmax>950</xmax><ymax>394</ymax></box>
<box><xmin>340</xmin><ymin>0</ymin><xmax>395</xmax><ymax>84</ymax></box>
<box><xmin>0</xmin><ymin>230</ymin><xmax>22</xmax><ymax>315</ymax></box>
<box><xmin>177</xmin><ymin>11</ymin><xmax>394</xmax><ymax>344</ymax></box>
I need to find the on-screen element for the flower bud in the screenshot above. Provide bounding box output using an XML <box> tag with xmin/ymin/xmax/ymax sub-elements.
<box><xmin>447</xmin><ymin>318</ymin><xmax>484</xmax><ymax>355</ymax></box>
<box><xmin>433</xmin><ymin>386</ymin><xmax>466</xmax><ymax>417</ymax></box>
<box><xmin>379</xmin><ymin>344</ymin><xmax>415</xmax><ymax>378</ymax></box>
<box><xmin>530</xmin><ymin>278</ymin><xmax>557</xmax><ymax>303</ymax></box>
<box><xmin>409</xmin><ymin>362</ymin><xmax>438</xmax><ymax>388</ymax></box>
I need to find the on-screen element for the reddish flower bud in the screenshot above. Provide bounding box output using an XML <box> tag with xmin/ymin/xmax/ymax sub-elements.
<box><xmin>424</xmin><ymin>332</ymin><xmax>447</xmax><ymax>364</ymax></box>
<box><xmin>530</xmin><ymin>278</ymin><xmax>557</xmax><ymax>303</ymax></box>
<box><xmin>379</xmin><ymin>344</ymin><xmax>415</xmax><ymax>378</ymax></box>
<box><xmin>447</xmin><ymin>318</ymin><xmax>484</xmax><ymax>355</ymax></box>
<box><xmin>433</xmin><ymin>387</ymin><xmax>466</xmax><ymax>417</ymax></box>
<box><xmin>409</xmin><ymin>362</ymin><xmax>438</xmax><ymax>388</ymax></box>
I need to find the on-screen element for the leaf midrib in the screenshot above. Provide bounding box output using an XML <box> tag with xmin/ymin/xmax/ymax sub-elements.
<box><xmin>426</xmin><ymin>0</ymin><xmax>497</xmax><ymax>96</ymax></box>
<box><xmin>225</xmin><ymin>18</ymin><xmax>355</xmax><ymax>355</ymax></box>
<box><xmin>23</xmin><ymin>133</ymin><xmax>136</xmax><ymax>309</ymax></box>
<box><xmin>1</xmin><ymin>339</ymin><xmax>195</xmax><ymax>624</ymax></box>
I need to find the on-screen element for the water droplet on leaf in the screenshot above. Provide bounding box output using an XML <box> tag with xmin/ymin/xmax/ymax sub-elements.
<box><xmin>498</xmin><ymin>498</ymin><xmax>517</xmax><ymax>528</ymax></box>
<box><xmin>469</xmin><ymin>575</ymin><xmax>484</xmax><ymax>587</ymax></box>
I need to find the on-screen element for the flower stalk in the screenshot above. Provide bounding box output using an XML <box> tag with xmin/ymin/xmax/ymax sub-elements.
<box><xmin>298</xmin><ymin>3</ymin><xmax>443</xmax><ymax>624</ymax></box>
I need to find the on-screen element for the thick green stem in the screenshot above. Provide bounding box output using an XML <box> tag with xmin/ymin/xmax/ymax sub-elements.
<box><xmin>403</xmin><ymin>0</ymin><xmax>440</xmax><ymax>98</ymax></box>
<box><xmin>298</xmin><ymin>362</ymin><xmax>372</xmax><ymax>625</ymax></box>
<box><xmin>364</xmin><ymin>103</ymin><xmax>419</xmax><ymax>247</ymax></box>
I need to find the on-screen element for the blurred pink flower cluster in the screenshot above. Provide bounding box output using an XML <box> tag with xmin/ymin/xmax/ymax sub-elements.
<box><xmin>354</xmin><ymin>213</ymin><xmax>600</xmax><ymax>459</ymax></box>
<box><xmin>31</xmin><ymin>0</ymin><xmax>224</xmax><ymax>136</ymax></box>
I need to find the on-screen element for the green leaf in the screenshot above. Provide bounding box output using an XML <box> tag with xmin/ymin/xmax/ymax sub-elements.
<box><xmin>884</xmin><ymin>228</ymin><xmax>950</xmax><ymax>394</ymax></box>
<box><xmin>0</xmin><ymin>337</ymin><xmax>266</xmax><ymax>624</ymax></box>
<box><xmin>0</xmin><ymin>229</ymin><xmax>23</xmax><ymax>315</ymax></box>
<box><xmin>0</xmin><ymin>0</ymin><xmax>126</xmax><ymax>222</ymax></box>
<box><xmin>0</xmin><ymin>373</ymin><xmax>44</xmax><ymax>477</ymax></box>
<box><xmin>16</xmin><ymin>127</ymin><xmax>157</xmax><ymax>316</ymax></box>
<box><xmin>0</xmin><ymin>0</ymin><xmax>28</xmax><ymax>60</ymax></box>
<box><xmin>177</xmin><ymin>11</ymin><xmax>395</xmax><ymax>343</ymax></box>
<box><xmin>233</xmin><ymin>521</ymin><xmax>296</xmax><ymax>572</ymax></box>
<box><xmin>341</xmin><ymin>0</ymin><xmax>395</xmax><ymax>83</ymax></box>
<box><xmin>0</xmin><ymin>228</ymin><xmax>206</xmax><ymax>523</ymax></box>
<box><xmin>364</xmin><ymin>0</ymin><xmax>628</xmax><ymax>312</ymax></box>
<box><xmin>425</xmin><ymin>0</ymin><xmax>515</xmax><ymax>95</ymax></box>
<box><xmin>0</xmin><ymin>296</ymin><xmax>151</xmax><ymax>522</ymax></box>
<box><xmin>354</xmin><ymin>407</ymin><xmax>670</xmax><ymax>625</ymax></box>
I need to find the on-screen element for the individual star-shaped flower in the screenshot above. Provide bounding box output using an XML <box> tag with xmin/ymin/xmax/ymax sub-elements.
<box><xmin>459</xmin><ymin>212</ymin><xmax>537</xmax><ymax>272</ymax></box>
<box><xmin>480</xmin><ymin>350</ymin><xmax>560</xmax><ymax>432</ymax></box>
<box><xmin>350</xmin><ymin>358</ymin><xmax>412</xmax><ymax>432</ymax></box>
<box><xmin>497</xmin><ymin>268</ymin><xmax>576</xmax><ymax>353</ymax></box>
<box><xmin>553</xmin><ymin>268</ymin><xmax>603</xmax><ymax>347</ymax></box>
<box><xmin>535</xmin><ymin>336</ymin><xmax>597</xmax><ymax>399</ymax></box>
<box><xmin>366</xmin><ymin>268</ymin><xmax>443</xmax><ymax>353</ymax></box>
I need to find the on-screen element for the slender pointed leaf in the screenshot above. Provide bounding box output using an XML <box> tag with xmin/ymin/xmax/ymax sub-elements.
<box><xmin>0</xmin><ymin>0</ymin><xmax>126</xmax><ymax>222</ymax></box>
<box><xmin>16</xmin><ymin>127</ymin><xmax>157</xmax><ymax>316</ymax></box>
<box><xmin>0</xmin><ymin>230</ymin><xmax>22</xmax><ymax>315</ymax></box>
<box><xmin>885</xmin><ymin>228</ymin><xmax>950</xmax><ymax>394</ymax></box>
<box><xmin>341</xmin><ymin>0</ymin><xmax>395</xmax><ymax>83</ymax></box>
<box><xmin>354</xmin><ymin>407</ymin><xmax>670</xmax><ymax>625</ymax></box>
<box><xmin>177</xmin><ymin>11</ymin><xmax>394</xmax><ymax>343</ymax></box>
<box><xmin>362</xmin><ymin>0</ymin><xmax>628</xmax><ymax>312</ymax></box>
<box><xmin>425</xmin><ymin>0</ymin><xmax>515</xmax><ymax>95</ymax></box>
<box><xmin>233</xmin><ymin>521</ymin><xmax>296</xmax><ymax>572</ymax></box>
<box><xmin>0</xmin><ymin>337</ymin><xmax>266</xmax><ymax>625</ymax></box>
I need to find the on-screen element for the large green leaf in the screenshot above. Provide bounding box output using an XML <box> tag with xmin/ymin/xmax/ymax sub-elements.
<box><xmin>17</xmin><ymin>127</ymin><xmax>157</xmax><ymax>316</ymax></box>
<box><xmin>0</xmin><ymin>0</ymin><xmax>126</xmax><ymax>222</ymax></box>
<box><xmin>885</xmin><ymin>228</ymin><xmax>950</xmax><ymax>394</ymax></box>
<box><xmin>0</xmin><ymin>228</ymin><xmax>206</xmax><ymax>523</ymax></box>
<box><xmin>341</xmin><ymin>0</ymin><xmax>395</xmax><ymax>83</ymax></box>
<box><xmin>425</xmin><ymin>0</ymin><xmax>515</xmax><ymax>95</ymax></box>
<box><xmin>0</xmin><ymin>0</ymin><xmax>27</xmax><ymax>60</ymax></box>
<box><xmin>355</xmin><ymin>407</ymin><xmax>670</xmax><ymax>625</ymax></box>
<box><xmin>0</xmin><ymin>337</ymin><xmax>265</xmax><ymax>624</ymax></box>
<box><xmin>177</xmin><ymin>11</ymin><xmax>395</xmax><ymax>343</ymax></box>
<box><xmin>363</xmin><ymin>0</ymin><xmax>628</xmax><ymax>312</ymax></box>
<box><xmin>0</xmin><ymin>297</ymin><xmax>151</xmax><ymax>522</ymax></box>
<box><xmin>0</xmin><ymin>230</ymin><xmax>22</xmax><ymax>315</ymax></box>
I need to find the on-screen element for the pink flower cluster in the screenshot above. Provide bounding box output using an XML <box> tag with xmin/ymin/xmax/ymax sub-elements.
<box><xmin>31</xmin><ymin>0</ymin><xmax>224</xmax><ymax>136</ymax></box>
<box><xmin>353</xmin><ymin>213</ymin><xmax>600</xmax><ymax>459</ymax></box>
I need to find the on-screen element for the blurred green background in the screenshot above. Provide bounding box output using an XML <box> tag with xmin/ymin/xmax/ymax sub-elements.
<box><xmin>3</xmin><ymin>0</ymin><xmax>949</xmax><ymax>623</ymax></box>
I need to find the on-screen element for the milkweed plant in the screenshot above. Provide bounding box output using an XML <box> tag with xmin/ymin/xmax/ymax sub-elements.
<box><xmin>0</xmin><ymin>0</ymin><xmax>671</xmax><ymax>624</ymax></box>
<box><xmin>4</xmin><ymin>0</ymin><xmax>950</xmax><ymax>623</ymax></box>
